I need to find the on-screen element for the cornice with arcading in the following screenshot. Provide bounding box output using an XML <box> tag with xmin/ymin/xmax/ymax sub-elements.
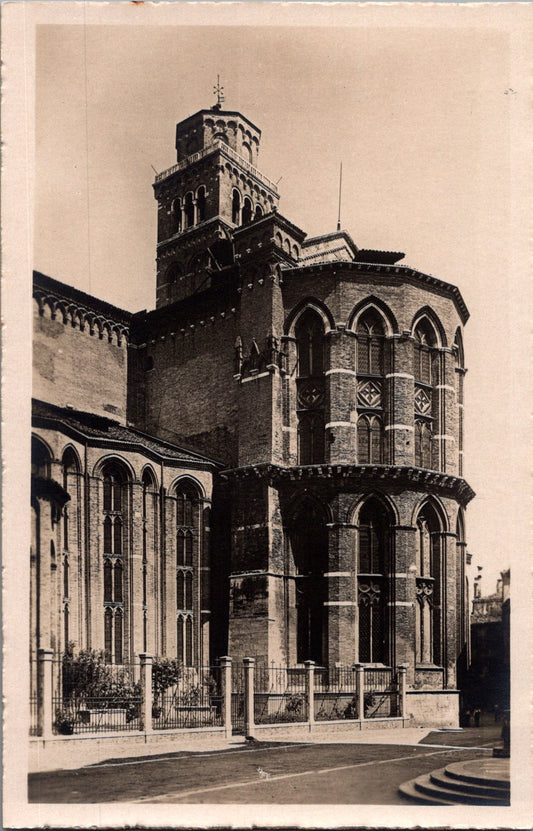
<box><xmin>282</xmin><ymin>261</ymin><xmax>469</xmax><ymax>325</ymax></box>
<box><xmin>219</xmin><ymin>463</ymin><xmax>475</xmax><ymax>505</ymax></box>
<box><xmin>33</xmin><ymin>279</ymin><xmax>130</xmax><ymax>347</ymax></box>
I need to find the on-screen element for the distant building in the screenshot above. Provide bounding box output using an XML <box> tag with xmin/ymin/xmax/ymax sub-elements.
<box><xmin>31</xmin><ymin>99</ymin><xmax>475</xmax><ymax>724</ymax></box>
<box><xmin>463</xmin><ymin>570</ymin><xmax>510</xmax><ymax>711</ymax></box>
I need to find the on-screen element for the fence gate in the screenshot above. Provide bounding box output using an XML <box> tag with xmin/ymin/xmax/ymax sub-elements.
<box><xmin>231</xmin><ymin>664</ymin><xmax>245</xmax><ymax>734</ymax></box>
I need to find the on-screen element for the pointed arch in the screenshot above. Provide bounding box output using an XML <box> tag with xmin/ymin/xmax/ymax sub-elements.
<box><xmin>295</xmin><ymin>307</ymin><xmax>325</xmax><ymax>378</ymax></box>
<box><xmin>411</xmin><ymin>306</ymin><xmax>447</xmax><ymax>348</ymax></box>
<box><xmin>413</xmin><ymin>496</ymin><xmax>447</xmax><ymax>667</ymax></box>
<box><xmin>347</xmin><ymin>296</ymin><xmax>398</xmax><ymax>336</ymax></box>
<box><xmin>31</xmin><ymin>435</ymin><xmax>53</xmax><ymax>478</ymax></box>
<box><xmin>348</xmin><ymin>490</ymin><xmax>399</xmax><ymax>527</ymax></box>
<box><xmin>169</xmin><ymin>475</ymin><xmax>205</xmax><ymax>500</ymax></box>
<box><xmin>61</xmin><ymin>445</ymin><xmax>81</xmax><ymax>474</ymax></box>
<box><xmin>411</xmin><ymin>495</ymin><xmax>449</xmax><ymax>533</ymax></box>
<box><xmin>92</xmin><ymin>454</ymin><xmax>134</xmax><ymax>481</ymax></box>
<box><xmin>141</xmin><ymin>465</ymin><xmax>158</xmax><ymax>491</ymax></box>
<box><xmin>286</xmin><ymin>492</ymin><xmax>328</xmax><ymax>664</ymax></box>
<box><xmin>355</xmin><ymin>494</ymin><xmax>393</xmax><ymax>664</ymax></box>
<box><xmin>453</xmin><ymin>327</ymin><xmax>464</xmax><ymax>368</ymax></box>
<box><xmin>285</xmin><ymin>297</ymin><xmax>335</xmax><ymax>337</ymax></box>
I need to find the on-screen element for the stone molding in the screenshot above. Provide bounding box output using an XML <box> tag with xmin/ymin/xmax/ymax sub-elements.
<box><xmin>220</xmin><ymin>462</ymin><xmax>475</xmax><ymax>505</ymax></box>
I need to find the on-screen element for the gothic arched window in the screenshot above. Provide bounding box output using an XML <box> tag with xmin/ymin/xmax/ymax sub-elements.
<box><xmin>414</xmin><ymin>318</ymin><xmax>439</xmax><ymax>470</ymax></box>
<box><xmin>175</xmin><ymin>482</ymin><xmax>201</xmax><ymax>666</ymax></box>
<box><xmin>357</xmin><ymin>309</ymin><xmax>385</xmax><ymax>375</ymax></box>
<box><xmin>415</xmin><ymin>503</ymin><xmax>443</xmax><ymax>666</ymax></box>
<box><xmin>295</xmin><ymin>309</ymin><xmax>326</xmax><ymax>465</ymax></box>
<box><xmin>31</xmin><ymin>436</ymin><xmax>51</xmax><ymax>479</ymax></box>
<box><xmin>102</xmin><ymin>464</ymin><xmax>128</xmax><ymax>663</ymax></box>
<box><xmin>356</xmin><ymin>309</ymin><xmax>387</xmax><ymax>464</ymax></box>
<box><xmin>254</xmin><ymin>204</ymin><xmax>263</xmax><ymax>220</ymax></box>
<box><xmin>142</xmin><ymin>469</ymin><xmax>157</xmax><ymax>653</ymax></box>
<box><xmin>414</xmin><ymin>318</ymin><xmax>437</xmax><ymax>385</ymax></box>
<box><xmin>288</xmin><ymin>498</ymin><xmax>328</xmax><ymax>665</ymax></box>
<box><xmin>357</xmin><ymin>415</ymin><xmax>383</xmax><ymax>464</ymax></box>
<box><xmin>357</xmin><ymin>498</ymin><xmax>390</xmax><ymax>664</ymax></box>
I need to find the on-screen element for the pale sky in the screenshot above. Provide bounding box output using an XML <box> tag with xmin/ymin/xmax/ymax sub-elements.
<box><xmin>32</xmin><ymin>9</ymin><xmax>530</xmax><ymax>594</ymax></box>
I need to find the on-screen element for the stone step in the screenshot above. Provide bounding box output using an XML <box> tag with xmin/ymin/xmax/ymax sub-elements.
<box><xmin>414</xmin><ymin>772</ymin><xmax>507</xmax><ymax>805</ymax></box>
<box><xmin>444</xmin><ymin>759</ymin><xmax>510</xmax><ymax>790</ymax></box>
<box><xmin>430</xmin><ymin>768</ymin><xmax>509</xmax><ymax>799</ymax></box>
<box><xmin>399</xmin><ymin>758</ymin><xmax>511</xmax><ymax>806</ymax></box>
<box><xmin>398</xmin><ymin>777</ymin><xmax>454</xmax><ymax>806</ymax></box>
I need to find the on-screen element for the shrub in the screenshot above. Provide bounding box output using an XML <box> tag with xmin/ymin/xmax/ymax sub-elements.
<box><xmin>61</xmin><ymin>646</ymin><xmax>141</xmax><ymax>711</ymax></box>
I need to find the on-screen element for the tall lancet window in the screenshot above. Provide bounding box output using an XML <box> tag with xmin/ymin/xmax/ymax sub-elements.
<box><xmin>454</xmin><ymin>328</ymin><xmax>465</xmax><ymax>477</ymax></box>
<box><xmin>176</xmin><ymin>482</ymin><xmax>200</xmax><ymax>666</ymax></box>
<box><xmin>102</xmin><ymin>465</ymin><xmax>127</xmax><ymax>664</ymax></box>
<box><xmin>357</xmin><ymin>498</ymin><xmax>390</xmax><ymax>664</ymax></box>
<box><xmin>356</xmin><ymin>309</ymin><xmax>386</xmax><ymax>464</ymax></box>
<box><xmin>295</xmin><ymin>309</ymin><xmax>326</xmax><ymax>465</ymax></box>
<box><xmin>415</xmin><ymin>503</ymin><xmax>443</xmax><ymax>666</ymax></box>
<box><xmin>142</xmin><ymin>469</ymin><xmax>157</xmax><ymax>654</ymax></box>
<box><xmin>414</xmin><ymin>318</ymin><xmax>439</xmax><ymax>469</ymax></box>
<box><xmin>288</xmin><ymin>498</ymin><xmax>328</xmax><ymax>665</ymax></box>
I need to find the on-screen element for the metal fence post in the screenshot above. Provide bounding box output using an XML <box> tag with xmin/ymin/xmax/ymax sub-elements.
<box><xmin>38</xmin><ymin>648</ymin><xmax>54</xmax><ymax>740</ymax></box>
<box><xmin>353</xmin><ymin>663</ymin><xmax>365</xmax><ymax>722</ymax></box>
<box><xmin>304</xmin><ymin>660</ymin><xmax>315</xmax><ymax>727</ymax></box>
<box><xmin>139</xmin><ymin>653</ymin><xmax>153</xmax><ymax>733</ymax></box>
<box><xmin>243</xmin><ymin>656</ymin><xmax>255</xmax><ymax>738</ymax></box>
<box><xmin>397</xmin><ymin>664</ymin><xmax>407</xmax><ymax>719</ymax></box>
<box><xmin>219</xmin><ymin>656</ymin><xmax>233</xmax><ymax>738</ymax></box>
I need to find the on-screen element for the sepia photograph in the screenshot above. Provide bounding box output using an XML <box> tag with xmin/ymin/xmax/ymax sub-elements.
<box><xmin>2</xmin><ymin>2</ymin><xmax>531</xmax><ymax>828</ymax></box>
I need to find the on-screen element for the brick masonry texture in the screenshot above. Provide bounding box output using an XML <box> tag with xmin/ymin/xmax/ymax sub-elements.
<box><xmin>32</xmin><ymin>104</ymin><xmax>473</xmax><ymax>727</ymax></box>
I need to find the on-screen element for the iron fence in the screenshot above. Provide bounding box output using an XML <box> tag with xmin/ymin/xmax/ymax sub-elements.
<box><xmin>254</xmin><ymin>665</ymin><xmax>308</xmax><ymax>724</ymax></box>
<box><xmin>315</xmin><ymin>666</ymin><xmax>358</xmax><ymax>721</ymax></box>
<box><xmin>52</xmin><ymin>657</ymin><xmax>142</xmax><ymax>735</ymax></box>
<box><xmin>152</xmin><ymin>666</ymin><xmax>223</xmax><ymax>730</ymax></box>
<box><xmin>33</xmin><ymin>654</ymin><xmax>402</xmax><ymax>737</ymax></box>
<box><xmin>363</xmin><ymin>667</ymin><xmax>398</xmax><ymax>718</ymax></box>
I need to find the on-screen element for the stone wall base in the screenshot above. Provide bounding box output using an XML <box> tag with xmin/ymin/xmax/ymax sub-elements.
<box><xmin>405</xmin><ymin>690</ymin><xmax>459</xmax><ymax>727</ymax></box>
<box><xmin>254</xmin><ymin>717</ymin><xmax>410</xmax><ymax>740</ymax></box>
<box><xmin>29</xmin><ymin>727</ymin><xmax>226</xmax><ymax>773</ymax></box>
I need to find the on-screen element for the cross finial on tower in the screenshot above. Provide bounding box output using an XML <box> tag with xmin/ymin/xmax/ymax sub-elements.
<box><xmin>213</xmin><ymin>75</ymin><xmax>225</xmax><ymax>111</ymax></box>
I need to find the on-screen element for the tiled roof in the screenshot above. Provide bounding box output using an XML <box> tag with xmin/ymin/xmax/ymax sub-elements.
<box><xmin>32</xmin><ymin>399</ymin><xmax>221</xmax><ymax>467</ymax></box>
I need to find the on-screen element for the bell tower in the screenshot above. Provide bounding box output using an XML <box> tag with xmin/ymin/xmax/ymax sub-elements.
<box><xmin>153</xmin><ymin>89</ymin><xmax>280</xmax><ymax>308</ymax></box>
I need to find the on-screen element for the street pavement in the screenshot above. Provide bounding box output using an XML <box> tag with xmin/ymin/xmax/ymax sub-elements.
<box><xmin>28</xmin><ymin>725</ymin><xmax>501</xmax><ymax>805</ymax></box>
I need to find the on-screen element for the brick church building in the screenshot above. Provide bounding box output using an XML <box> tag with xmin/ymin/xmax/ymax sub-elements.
<box><xmin>31</xmin><ymin>100</ymin><xmax>474</xmax><ymax>722</ymax></box>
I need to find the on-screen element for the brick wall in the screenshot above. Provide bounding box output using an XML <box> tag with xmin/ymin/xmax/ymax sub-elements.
<box><xmin>33</xmin><ymin>298</ymin><xmax>128</xmax><ymax>422</ymax></box>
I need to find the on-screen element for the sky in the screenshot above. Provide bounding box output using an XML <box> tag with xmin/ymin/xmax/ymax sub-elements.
<box><xmin>32</xmin><ymin>7</ymin><xmax>530</xmax><ymax>594</ymax></box>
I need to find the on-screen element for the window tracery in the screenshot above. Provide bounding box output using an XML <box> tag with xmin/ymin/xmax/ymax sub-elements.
<box><xmin>357</xmin><ymin>499</ymin><xmax>390</xmax><ymax>663</ymax></box>
<box><xmin>356</xmin><ymin>309</ymin><xmax>386</xmax><ymax>464</ymax></box>
<box><xmin>102</xmin><ymin>466</ymin><xmax>127</xmax><ymax>664</ymax></box>
<box><xmin>175</xmin><ymin>483</ymin><xmax>200</xmax><ymax>665</ymax></box>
